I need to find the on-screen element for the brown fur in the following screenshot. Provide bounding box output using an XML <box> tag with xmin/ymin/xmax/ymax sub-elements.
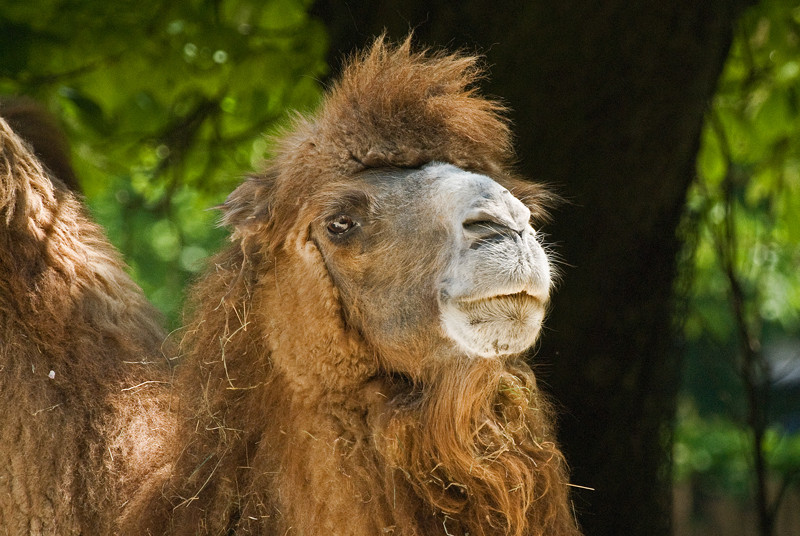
<box><xmin>146</xmin><ymin>37</ymin><xmax>580</xmax><ymax>535</ymax></box>
<box><xmin>0</xmin><ymin>116</ymin><xmax>174</xmax><ymax>534</ymax></box>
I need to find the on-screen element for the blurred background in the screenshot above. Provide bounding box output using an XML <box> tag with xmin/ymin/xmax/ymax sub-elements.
<box><xmin>1</xmin><ymin>1</ymin><xmax>798</xmax><ymax>535</ymax></box>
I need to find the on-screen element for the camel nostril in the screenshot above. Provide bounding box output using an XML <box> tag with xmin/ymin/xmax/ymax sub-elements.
<box><xmin>463</xmin><ymin>214</ymin><xmax>522</xmax><ymax>242</ymax></box>
<box><xmin>461</xmin><ymin>182</ymin><xmax>531</xmax><ymax>243</ymax></box>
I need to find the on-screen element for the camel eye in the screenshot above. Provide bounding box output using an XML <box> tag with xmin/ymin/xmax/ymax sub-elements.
<box><xmin>327</xmin><ymin>214</ymin><xmax>356</xmax><ymax>235</ymax></box>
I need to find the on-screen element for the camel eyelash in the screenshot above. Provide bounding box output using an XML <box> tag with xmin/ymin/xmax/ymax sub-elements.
<box><xmin>317</xmin><ymin>190</ymin><xmax>376</xmax><ymax>222</ymax></box>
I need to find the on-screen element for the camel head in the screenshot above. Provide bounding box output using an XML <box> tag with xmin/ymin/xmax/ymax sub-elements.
<box><xmin>310</xmin><ymin>162</ymin><xmax>550</xmax><ymax>367</ymax></box>
<box><xmin>222</xmin><ymin>37</ymin><xmax>554</xmax><ymax>382</ymax></box>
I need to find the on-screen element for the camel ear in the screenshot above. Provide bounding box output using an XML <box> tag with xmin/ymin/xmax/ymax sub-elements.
<box><xmin>220</xmin><ymin>174</ymin><xmax>275</xmax><ymax>236</ymax></box>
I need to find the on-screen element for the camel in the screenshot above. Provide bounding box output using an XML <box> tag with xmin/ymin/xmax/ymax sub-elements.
<box><xmin>141</xmin><ymin>37</ymin><xmax>581</xmax><ymax>535</ymax></box>
<box><xmin>0</xmin><ymin>113</ymin><xmax>174</xmax><ymax>533</ymax></box>
<box><xmin>0</xmin><ymin>36</ymin><xmax>580</xmax><ymax>535</ymax></box>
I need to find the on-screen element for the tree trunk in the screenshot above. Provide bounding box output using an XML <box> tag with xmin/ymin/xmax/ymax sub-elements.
<box><xmin>313</xmin><ymin>1</ymin><xmax>750</xmax><ymax>534</ymax></box>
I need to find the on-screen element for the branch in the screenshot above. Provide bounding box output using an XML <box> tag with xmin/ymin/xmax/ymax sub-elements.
<box><xmin>9</xmin><ymin>52</ymin><xmax>125</xmax><ymax>87</ymax></box>
<box><xmin>709</xmin><ymin>106</ymin><xmax>773</xmax><ymax>536</ymax></box>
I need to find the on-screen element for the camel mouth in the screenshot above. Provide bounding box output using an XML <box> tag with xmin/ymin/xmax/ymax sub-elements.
<box><xmin>454</xmin><ymin>290</ymin><xmax>543</xmax><ymax>308</ymax></box>
<box><xmin>440</xmin><ymin>288</ymin><xmax>546</xmax><ymax>357</ymax></box>
<box><xmin>443</xmin><ymin>288</ymin><xmax>546</xmax><ymax>332</ymax></box>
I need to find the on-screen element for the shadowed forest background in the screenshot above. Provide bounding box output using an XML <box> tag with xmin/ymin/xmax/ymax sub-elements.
<box><xmin>1</xmin><ymin>1</ymin><xmax>799</xmax><ymax>535</ymax></box>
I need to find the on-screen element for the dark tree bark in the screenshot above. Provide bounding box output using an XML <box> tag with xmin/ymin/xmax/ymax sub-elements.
<box><xmin>312</xmin><ymin>2</ymin><xmax>751</xmax><ymax>535</ymax></box>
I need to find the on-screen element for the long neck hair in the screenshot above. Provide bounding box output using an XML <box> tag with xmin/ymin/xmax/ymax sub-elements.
<box><xmin>378</xmin><ymin>357</ymin><xmax>580</xmax><ymax>536</ymax></box>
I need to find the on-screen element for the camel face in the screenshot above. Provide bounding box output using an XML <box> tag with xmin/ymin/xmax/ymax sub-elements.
<box><xmin>310</xmin><ymin>161</ymin><xmax>551</xmax><ymax>374</ymax></box>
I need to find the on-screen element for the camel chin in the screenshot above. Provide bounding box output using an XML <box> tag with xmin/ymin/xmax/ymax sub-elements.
<box><xmin>440</xmin><ymin>290</ymin><xmax>547</xmax><ymax>357</ymax></box>
<box><xmin>438</xmin><ymin>225</ymin><xmax>551</xmax><ymax>359</ymax></box>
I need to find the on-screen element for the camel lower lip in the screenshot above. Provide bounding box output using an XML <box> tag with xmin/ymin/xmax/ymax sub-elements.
<box><xmin>439</xmin><ymin>289</ymin><xmax>546</xmax><ymax>357</ymax></box>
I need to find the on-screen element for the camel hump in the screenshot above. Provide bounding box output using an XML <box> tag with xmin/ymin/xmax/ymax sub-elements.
<box><xmin>0</xmin><ymin>97</ymin><xmax>79</xmax><ymax>193</ymax></box>
<box><xmin>0</xmin><ymin>115</ymin><xmax>56</xmax><ymax>228</ymax></box>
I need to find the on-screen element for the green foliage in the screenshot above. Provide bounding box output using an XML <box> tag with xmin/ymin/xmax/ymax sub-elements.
<box><xmin>686</xmin><ymin>0</ymin><xmax>800</xmax><ymax>345</ymax></box>
<box><xmin>0</xmin><ymin>0</ymin><xmax>328</xmax><ymax>326</ymax></box>
<box><xmin>674</xmin><ymin>401</ymin><xmax>800</xmax><ymax>497</ymax></box>
<box><xmin>674</xmin><ymin>401</ymin><xmax>753</xmax><ymax>497</ymax></box>
<box><xmin>678</xmin><ymin>0</ymin><xmax>800</xmax><ymax>513</ymax></box>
